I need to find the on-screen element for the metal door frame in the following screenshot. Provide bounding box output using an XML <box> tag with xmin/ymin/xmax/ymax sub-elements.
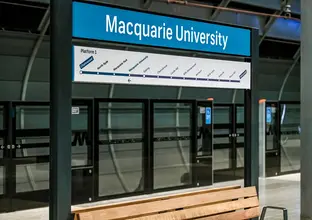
<box><xmin>278</xmin><ymin>101</ymin><xmax>300</xmax><ymax>176</ymax></box>
<box><xmin>0</xmin><ymin>102</ymin><xmax>10</xmax><ymax>213</ymax></box>
<box><xmin>150</xmin><ymin>99</ymin><xmax>196</xmax><ymax>192</ymax></box>
<box><xmin>93</xmin><ymin>98</ymin><xmax>149</xmax><ymax>201</ymax></box>
<box><xmin>233</xmin><ymin>104</ymin><xmax>244</xmax><ymax>175</ymax></box>
<box><xmin>213</xmin><ymin>103</ymin><xmax>244</xmax><ymax>182</ymax></box>
<box><xmin>0</xmin><ymin>99</ymin><xmax>94</xmax><ymax>212</ymax></box>
<box><xmin>194</xmin><ymin>100</ymin><xmax>214</xmax><ymax>187</ymax></box>
<box><xmin>264</xmin><ymin>101</ymin><xmax>281</xmax><ymax>177</ymax></box>
<box><xmin>93</xmin><ymin>98</ymin><xmax>214</xmax><ymax>202</ymax></box>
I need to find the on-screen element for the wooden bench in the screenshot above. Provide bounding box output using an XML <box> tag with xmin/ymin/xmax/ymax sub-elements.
<box><xmin>72</xmin><ymin>185</ymin><xmax>260</xmax><ymax>220</ymax></box>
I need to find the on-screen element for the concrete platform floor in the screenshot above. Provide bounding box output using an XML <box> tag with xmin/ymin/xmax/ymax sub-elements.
<box><xmin>0</xmin><ymin>173</ymin><xmax>300</xmax><ymax>220</ymax></box>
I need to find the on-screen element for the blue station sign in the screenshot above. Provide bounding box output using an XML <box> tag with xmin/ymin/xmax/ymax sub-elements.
<box><xmin>72</xmin><ymin>2</ymin><xmax>251</xmax><ymax>56</ymax></box>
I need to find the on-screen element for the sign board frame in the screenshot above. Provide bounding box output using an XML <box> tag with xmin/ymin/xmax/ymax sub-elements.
<box><xmin>72</xmin><ymin>0</ymin><xmax>251</xmax><ymax>57</ymax></box>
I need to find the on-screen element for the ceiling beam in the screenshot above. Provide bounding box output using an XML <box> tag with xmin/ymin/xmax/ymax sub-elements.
<box><xmin>211</xmin><ymin>0</ymin><xmax>232</xmax><ymax>20</ymax></box>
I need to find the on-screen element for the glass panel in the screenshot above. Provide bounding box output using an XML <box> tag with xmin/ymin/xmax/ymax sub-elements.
<box><xmin>0</xmin><ymin>106</ymin><xmax>3</xmax><ymax>159</ymax></box>
<box><xmin>15</xmin><ymin>106</ymin><xmax>50</xmax><ymax>158</ymax></box>
<box><xmin>0</xmin><ymin>166</ymin><xmax>3</xmax><ymax>195</ymax></box>
<box><xmin>213</xmin><ymin>107</ymin><xmax>231</xmax><ymax>170</ymax></box>
<box><xmin>98</xmin><ymin>102</ymin><xmax>144</xmax><ymax>196</ymax></box>
<box><xmin>15</xmin><ymin>106</ymin><xmax>49</xmax><ymax>130</ymax></box>
<box><xmin>266</xmin><ymin>105</ymin><xmax>278</xmax><ymax>150</ymax></box>
<box><xmin>280</xmin><ymin>104</ymin><xmax>300</xmax><ymax>173</ymax></box>
<box><xmin>153</xmin><ymin>102</ymin><xmax>191</xmax><ymax>189</ymax></box>
<box><xmin>0</xmin><ymin>106</ymin><xmax>3</xmax><ymax>195</ymax></box>
<box><xmin>72</xmin><ymin>105</ymin><xmax>90</xmax><ymax>167</ymax></box>
<box><xmin>236</xmin><ymin>106</ymin><xmax>244</xmax><ymax>168</ymax></box>
<box><xmin>16</xmin><ymin>163</ymin><xmax>49</xmax><ymax>193</ymax></box>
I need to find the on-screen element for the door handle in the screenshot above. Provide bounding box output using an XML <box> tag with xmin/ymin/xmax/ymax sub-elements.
<box><xmin>0</xmin><ymin>145</ymin><xmax>4</xmax><ymax>150</ymax></box>
<box><xmin>6</xmin><ymin>145</ymin><xmax>16</xmax><ymax>149</ymax></box>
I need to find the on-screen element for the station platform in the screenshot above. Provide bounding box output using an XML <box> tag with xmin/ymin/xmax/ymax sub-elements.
<box><xmin>1</xmin><ymin>173</ymin><xmax>299</xmax><ymax>220</ymax></box>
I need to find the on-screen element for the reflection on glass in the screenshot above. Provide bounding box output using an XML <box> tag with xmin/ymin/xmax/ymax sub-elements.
<box><xmin>153</xmin><ymin>103</ymin><xmax>191</xmax><ymax>189</ymax></box>
<box><xmin>0</xmin><ymin>107</ymin><xmax>3</xmax><ymax>130</ymax></box>
<box><xmin>15</xmin><ymin>106</ymin><xmax>50</xmax><ymax>161</ymax></box>
<box><xmin>0</xmin><ymin>166</ymin><xmax>3</xmax><ymax>195</ymax></box>
<box><xmin>280</xmin><ymin>104</ymin><xmax>300</xmax><ymax>173</ymax></box>
<box><xmin>98</xmin><ymin>102</ymin><xmax>143</xmax><ymax>196</ymax></box>
<box><xmin>0</xmin><ymin>107</ymin><xmax>3</xmax><ymax>196</ymax></box>
<box><xmin>15</xmin><ymin>106</ymin><xmax>50</xmax><ymax>129</ymax></box>
<box><xmin>213</xmin><ymin>107</ymin><xmax>231</xmax><ymax>170</ymax></box>
<box><xmin>0</xmin><ymin>138</ymin><xmax>3</xmax><ymax>159</ymax></box>
<box><xmin>266</xmin><ymin>106</ymin><xmax>277</xmax><ymax>150</ymax></box>
<box><xmin>16</xmin><ymin>163</ymin><xmax>49</xmax><ymax>193</ymax></box>
<box><xmin>72</xmin><ymin>105</ymin><xmax>90</xmax><ymax>167</ymax></box>
<box><xmin>236</xmin><ymin>107</ymin><xmax>244</xmax><ymax>168</ymax></box>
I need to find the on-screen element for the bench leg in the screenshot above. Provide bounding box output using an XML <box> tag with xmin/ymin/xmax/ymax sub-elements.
<box><xmin>260</xmin><ymin>206</ymin><xmax>288</xmax><ymax>220</ymax></box>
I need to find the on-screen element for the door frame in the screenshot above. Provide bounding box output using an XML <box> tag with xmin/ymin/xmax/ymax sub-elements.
<box><xmin>0</xmin><ymin>99</ymin><xmax>95</xmax><ymax>212</ymax></box>
<box><xmin>265</xmin><ymin>101</ymin><xmax>281</xmax><ymax>177</ymax></box>
<box><xmin>278</xmin><ymin>101</ymin><xmax>300</xmax><ymax>176</ymax></box>
<box><xmin>213</xmin><ymin>103</ymin><xmax>244</xmax><ymax>182</ymax></box>
<box><xmin>0</xmin><ymin>102</ymin><xmax>10</xmax><ymax>213</ymax></box>
<box><xmin>193</xmin><ymin>100</ymin><xmax>214</xmax><ymax>187</ymax></box>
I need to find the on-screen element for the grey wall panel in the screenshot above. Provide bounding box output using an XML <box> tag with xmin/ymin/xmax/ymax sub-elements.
<box><xmin>182</xmin><ymin>87</ymin><xmax>233</xmax><ymax>103</ymax></box>
<box><xmin>113</xmin><ymin>85</ymin><xmax>178</xmax><ymax>99</ymax></box>
<box><xmin>258</xmin><ymin>74</ymin><xmax>283</xmax><ymax>91</ymax></box>
<box><xmin>259</xmin><ymin>59</ymin><xmax>291</xmax><ymax>75</ymax></box>
<box><xmin>0</xmin><ymin>55</ymin><xmax>27</xmax><ymax>81</ymax></box>
<box><xmin>283</xmin><ymin>75</ymin><xmax>300</xmax><ymax>92</ymax></box>
<box><xmin>259</xmin><ymin>91</ymin><xmax>279</xmax><ymax>100</ymax></box>
<box><xmin>281</xmin><ymin>92</ymin><xmax>300</xmax><ymax>101</ymax></box>
<box><xmin>0</xmin><ymin>32</ymin><xmax>49</xmax><ymax>58</ymax></box>
<box><xmin>0</xmin><ymin>81</ymin><xmax>21</xmax><ymax>101</ymax></box>
<box><xmin>25</xmin><ymin>82</ymin><xmax>50</xmax><ymax>100</ymax></box>
<box><xmin>25</xmin><ymin>83</ymin><xmax>111</xmax><ymax>101</ymax></box>
<box><xmin>73</xmin><ymin>83</ymin><xmax>110</xmax><ymax>98</ymax></box>
<box><xmin>0</xmin><ymin>34</ymin><xmax>33</xmax><ymax>57</ymax></box>
<box><xmin>28</xmin><ymin>58</ymin><xmax>50</xmax><ymax>82</ymax></box>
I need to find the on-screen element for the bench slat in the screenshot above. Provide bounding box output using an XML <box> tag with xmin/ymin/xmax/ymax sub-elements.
<box><xmin>130</xmin><ymin>197</ymin><xmax>259</xmax><ymax>220</ymax></box>
<box><xmin>77</xmin><ymin>187</ymin><xmax>256</xmax><ymax>220</ymax></box>
<box><xmin>198</xmin><ymin>207</ymin><xmax>260</xmax><ymax>220</ymax></box>
<box><xmin>72</xmin><ymin>185</ymin><xmax>241</xmax><ymax>213</ymax></box>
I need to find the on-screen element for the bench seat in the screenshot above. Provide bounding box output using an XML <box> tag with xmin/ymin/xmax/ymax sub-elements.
<box><xmin>72</xmin><ymin>185</ymin><xmax>260</xmax><ymax>220</ymax></box>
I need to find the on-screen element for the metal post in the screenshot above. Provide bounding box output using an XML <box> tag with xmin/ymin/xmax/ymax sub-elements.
<box><xmin>50</xmin><ymin>0</ymin><xmax>72</xmax><ymax>219</ymax></box>
<box><xmin>244</xmin><ymin>29</ymin><xmax>259</xmax><ymax>193</ymax></box>
<box><xmin>301</xmin><ymin>1</ymin><xmax>312</xmax><ymax>219</ymax></box>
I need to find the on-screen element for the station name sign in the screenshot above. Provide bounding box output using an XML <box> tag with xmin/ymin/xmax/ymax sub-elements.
<box><xmin>72</xmin><ymin>2</ymin><xmax>251</xmax><ymax>57</ymax></box>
